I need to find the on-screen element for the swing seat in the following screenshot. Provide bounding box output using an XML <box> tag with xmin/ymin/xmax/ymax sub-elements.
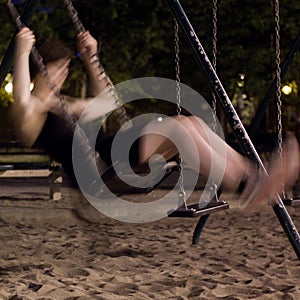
<box><xmin>101</xmin><ymin>159</ymin><xmax>179</xmax><ymax>196</ymax></box>
<box><xmin>282</xmin><ymin>198</ymin><xmax>300</xmax><ymax>206</ymax></box>
<box><xmin>168</xmin><ymin>198</ymin><xmax>229</xmax><ymax>218</ymax></box>
<box><xmin>168</xmin><ymin>195</ymin><xmax>229</xmax><ymax>246</ymax></box>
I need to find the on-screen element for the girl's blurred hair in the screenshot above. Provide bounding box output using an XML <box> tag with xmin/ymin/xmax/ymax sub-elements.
<box><xmin>29</xmin><ymin>37</ymin><xmax>73</xmax><ymax>79</ymax></box>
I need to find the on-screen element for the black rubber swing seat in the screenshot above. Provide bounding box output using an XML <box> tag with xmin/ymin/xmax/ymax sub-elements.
<box><xmin>100</xmin><ymin>160</ymin><xmax>179</xmax><ymax>196</ymax></box>
<box><xmin>282</xmin><ymin>198</ymin><xmax>300</xmax><ymax>206</ymax></box>
<box><xmin>168</xmin><ymin>198</ymin><xmax>229</xmax><ymax>218</ymax></box>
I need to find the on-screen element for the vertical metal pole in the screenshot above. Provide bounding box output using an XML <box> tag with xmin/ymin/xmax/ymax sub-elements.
<box><xmin>167</xmin><ymin>0</ymin><xmax>300</xmax><ymax>259</ymax></box>
<box><xmin>0</xmin><ymin>0</ymin><xmax>40</xmax><ymax>86</ymax></box>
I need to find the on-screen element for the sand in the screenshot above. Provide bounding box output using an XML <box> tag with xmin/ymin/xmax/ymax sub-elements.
<box><xmin>0</xmin><ymin>177</ymin><xmax>300</xmax><ymax>300</ymax></box>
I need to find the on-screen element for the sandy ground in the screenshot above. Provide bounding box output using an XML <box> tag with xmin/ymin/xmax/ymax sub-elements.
<box><xmin>0</xmin><ymin>177</ymin><xmax>300</xmax><ymax>300</ymax></box>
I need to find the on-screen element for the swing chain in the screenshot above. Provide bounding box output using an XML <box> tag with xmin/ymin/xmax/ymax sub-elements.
<box><xmin>212</xmin><ymin>0</ymin><xmax>218</xmax><ymax>71</ymax></box>
<box><xmin>211</xmin><ymin>0</ymin><xmax>218</xmax><ymax>132</ymax></box>
<box><xmin>174</xmin><ymin>18</ymin><xmax>186</xmax><ymax>203</ymax></box>
<box><xmin>7</xmin><ymin>1</ymin><xmax>64</xmax><ymax>114</ymax></box>
<box><xmin>63</xmin><ymin>0</ymin><xmax>85</xmax><ymax>34</ymax></box>
<box><xmin>63</xmin><ymin>0</ymin><xmax>130</xmax><ymax>127</ymax></box>
<box><xmin>274</xmin><ymin>0</ymin><xmax>283</xmax><ymax>159</ymax></box>
<box><xmin>7</xmin><ymin>0</ymin><xmax>24</xmax><ymax>30</ymax></box>
<box><xmin>274</xmin><ymin>0</ymin><xmax>286</xmax><ymax>198</ymax></box>
<box><xmin>174</xmin><ymin>18</ymin><xmax>182</xmax><ymax>119</ymax></box>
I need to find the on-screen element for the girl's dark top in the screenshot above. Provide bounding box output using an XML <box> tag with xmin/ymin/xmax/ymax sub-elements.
<box><xmin>34</xmin><ymin>112</ymin><xmax>141</xmax><ymax>186</ymax></box>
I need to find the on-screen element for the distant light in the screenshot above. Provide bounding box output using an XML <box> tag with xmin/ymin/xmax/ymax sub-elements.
<box><xmin>239</xmin><ymin>73</ymin><xmax>245</xmax><ymax>80</ymax></box>
<box><xmin>282</xmin><ymin>85</ymin><xmax>292</xmax><ymax>95</ymax></box>
<box><xmin>4</xmin><ymin>82</ymin><xmax>13</xmax><ymax>94</ymax></box>
<box><xmin>4</xmin><ymin>82</ymin><xmax>34</xmax><ymax>93</ymax></box>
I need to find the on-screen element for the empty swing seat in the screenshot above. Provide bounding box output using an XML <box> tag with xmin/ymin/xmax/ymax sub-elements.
<box><xmin>282</xmin><ymin>198</ymin><xmax>300</xmax><ymax>206</ymax></box>
<box><xmin>168</xmin><ymin>194</ymin><xmax>229</xmax><ymax>245</ymax></box>
<box><xmin>168</xmin><ymin>199</ymin><xmax>229</xmax><ymax>218</ymax></box>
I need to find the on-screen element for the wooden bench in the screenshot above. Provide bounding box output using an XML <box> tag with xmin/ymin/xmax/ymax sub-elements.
<box><xmin>0</xmin><ymin>141</ymin><xmax>63</xmax><ymax>200</ymax></box>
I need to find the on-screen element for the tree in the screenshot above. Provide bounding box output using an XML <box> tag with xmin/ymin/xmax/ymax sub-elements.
<box><xmin>0</xmin><ymin>0</ymin><xmax>299</xmax><ymax>131</ymax></box>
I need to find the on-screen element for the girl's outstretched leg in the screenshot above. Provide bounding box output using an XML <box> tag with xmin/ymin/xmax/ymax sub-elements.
<box><xmin>139</xmin><ymin>115</ymin><xmax>252</xmax><ymax>191</ymax></box>
<box><xmin>239</xmin><ymin>132</ymin><xmax>300</xmax><ymax>211</ymax></box>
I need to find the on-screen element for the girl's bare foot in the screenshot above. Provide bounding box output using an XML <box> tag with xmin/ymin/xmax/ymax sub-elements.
<box><xmin>239</xmin><ymin>132</ymin><xmax>299</xmax><ymax>211</ymax></box>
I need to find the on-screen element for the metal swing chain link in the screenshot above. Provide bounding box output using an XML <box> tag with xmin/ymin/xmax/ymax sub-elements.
<box><xmin>63</xmin><ymin>0</ymin><xmax>85</xmax><ymax>34</ymax></box>
<box><xmin>209</xmin><ymin>0</ymin><xmax>220</xmax><ymax>200</ymax></box>
<box><xmin>174</xmin><ymin>18</ymin><xmax>186</xmax><ymax>201</ymax></box>
<box><xmin>211</xmin><ymin>0</ymin><xmax>218</xmax><ymax>132</ymax></box>
<box><xmin>274</xmin><ymin>0</ymin><xmax>285</xmax><ymax>197</ymax></box>
<box><xmin>7</xmin><ymin>0</ymin><xmax>49</xmax><ymax>82</ymax></box>
<box><xmin>274</xmin><ymin>0</ymin><xmax>283</xmax><ymax>159</ymax></box>
<box><xmin>63</xmin><ymin>0</ymin><xmax>130</xmax><ymax>127</ymax></box>
<box><xmin>174</xmin><ymin>18</ymin><xmax>182</xmax><ymax>119</ymax></box>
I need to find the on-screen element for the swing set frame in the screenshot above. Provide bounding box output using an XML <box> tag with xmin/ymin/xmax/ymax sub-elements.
<box><xmin>168</xmin><ymin>0</ymin><xmax>300</xmax><ymax>259</ymax></box>
<box><xmin>1</xmin><ymin>0</ymin><xmax>300</xmax><ymax>259</ymax></box>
